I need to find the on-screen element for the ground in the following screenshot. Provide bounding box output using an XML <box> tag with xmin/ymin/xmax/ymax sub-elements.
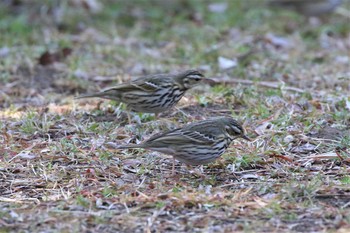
<box><xmin>1</xmin><ymin>0</ymin><xmax>350</xmax><ymax>232</ymax></box>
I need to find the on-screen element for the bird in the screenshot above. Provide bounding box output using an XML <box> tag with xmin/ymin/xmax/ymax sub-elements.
<box><xmin>118</xmin><ymin>117</ymin><xmax>251</xmax><ymax>174</ymax></box>
<box><xmin>75</xmin><ymin>70</ymin><xmax>205</xmax><ymax>122</ymax></box>
<box><xmin>269</xmin><ymin>0</ymin><xmax>343</xmax><ymax>16</ymax></box>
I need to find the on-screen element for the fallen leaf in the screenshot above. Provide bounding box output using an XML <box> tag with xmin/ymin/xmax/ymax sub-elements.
<box><xmin>208</xmin><ymin>2</ymin><xmax>227</xmax><ymax>13</ymax></box>
<box><xmin>0</xmin><ymin>47</ymin><xmax>10</xmax><ymax>57</ymax></box>
<box><xmin>291</xmin><ymin>143</ymin><xmax>317</xmax><ymax>153</ymax></box>
<box><xmin>266</xmin><ymin>153</ymin><xmax>293</xmax><ymax>162</ymax></box>
<box><xmin>17</xmin><ymin>151</ymin><xmax>37</xmax><ymax>159</ymax></box>
<box><xmin>218</xmin><ymin>56</ymin><xmax>237</xmax><ymax>70</ymax></box>
<box><xmin>254</xmin><ymin>122</ymin><xmax>273</xmax><ymax>136</ymax></box>
<box><xmin>38</xmin><ymin>47</ymin><xmax>72</xmax><ymax>66</ymax></box>
<box><xmin>265</xmin><ymin>33</ymin><xmax>293</xmax><ymax>49</ymax></box>
<box><xmin>241</xmin><ymin>174</ymin><xmax>259</xmax><ymax>179</ymax></box>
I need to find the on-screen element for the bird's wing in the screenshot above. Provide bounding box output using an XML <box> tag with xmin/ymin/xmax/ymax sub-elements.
<box><xmin>144</xmin><ymin>128</ymin><xmax>216</xmax><ymax>147</ymax></box>
<box><xmin>102</xmin><ymin>81</ymin><xmax>156</xmax><ymax>93</ymax></box>
<box><xmin>102</xmin><ymin>73</ymin><xmax>173</xmax><ymax>93</ymax></box>
<box><xmin>131</xmin><ymin>74</ymin><xmax>173</xmax><ymax>91</ymax></box>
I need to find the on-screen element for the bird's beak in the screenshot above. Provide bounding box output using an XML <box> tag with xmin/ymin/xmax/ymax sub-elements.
<box><xmin>202</xmin><ymin>78</ymin><xmax>216</xmax><ymax>85</ymax></box>
<box><xmin>242</xmin><ymin>134</ymin><xmax>252</xmax><ymax>141</ymax></box>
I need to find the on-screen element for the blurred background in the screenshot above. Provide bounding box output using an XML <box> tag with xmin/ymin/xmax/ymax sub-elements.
<box><xmin>0</xmin><ymin>0</ymin><xmax>349</xmax><ymax>108</ymax></box>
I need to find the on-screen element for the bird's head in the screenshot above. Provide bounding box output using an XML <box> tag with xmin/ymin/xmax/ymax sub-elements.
<box><xmin>177</xmin><ymin>70</ymin><xmax>205</xmax><ymax>89</ymax></box>
<box><xmin>221</xmin><ymin>117</ymin><xmax>251</xmax><ymax>141</ymax></box>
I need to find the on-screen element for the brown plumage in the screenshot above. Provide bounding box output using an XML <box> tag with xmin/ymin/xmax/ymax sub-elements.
<box><xmin>119</xmin><ymin>117</ymin><xmax>251</xmax><ymax>167</ymax></box>
<box><xmin>76</xmin><ymin>70</ymin><xmax>205</xmax><ymax>114</ymax></box>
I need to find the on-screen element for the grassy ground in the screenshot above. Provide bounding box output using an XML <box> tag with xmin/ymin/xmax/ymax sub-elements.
<box><xmin>1</xmin><ymin>0</ymin><xmax>350</xmax><ymax>232</ymax></box>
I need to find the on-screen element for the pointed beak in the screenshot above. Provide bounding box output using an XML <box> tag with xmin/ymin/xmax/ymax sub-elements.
<box><xmin>202</xmin><ymin>78</ymin><xmax>216</xmax><ymax>85</ymax></box>
<box><xmin>242</xmin><ymin>134</ymin><xmax>252</xmax><ymax>141</ymax></box>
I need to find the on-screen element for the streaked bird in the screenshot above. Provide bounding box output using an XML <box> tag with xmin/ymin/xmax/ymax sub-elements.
<box><xmin>75</xmin><ymin>70</ymin><xmax>205</xmax><ymax>119</ymax></box>
<box><xmin>118</xmin><ymin>117</ymin><xmax>251</xmax><ymax>174</ymax></box>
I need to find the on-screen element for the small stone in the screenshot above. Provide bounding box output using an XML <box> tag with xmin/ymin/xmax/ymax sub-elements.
<box><xmin>283</xmin><ymin>135</ymin><xmax>294</xmax><ymax>143</ymax></box>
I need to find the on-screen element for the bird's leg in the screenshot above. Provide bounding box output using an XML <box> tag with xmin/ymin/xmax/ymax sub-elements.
<box><xmin>126</xmin><ymin>112</ymin><xmax>132</xmax><ymax>125</ymax></box>
<box><xmin>174</xmin><ymin>107</ymin><xmax>189</xmax><ymax>118</ymax></box>
<box><xmin>187</xmin><ymin>165</ymin><xmax>205</xmax><ymax>179</ymax></box>
<box><xmin>185</xmin><ymin>164</ymin><xmax>193</xmax><ymax>173</ymax></box>
<box><xmin>172</xmin><ymin>156</ymin><xmax>176</xmax><ymax>176</ymax></box>
<box><xmin>114</xmin><ymin>104</ymin><xmax>132</xmax><ymax>124</ymax></box>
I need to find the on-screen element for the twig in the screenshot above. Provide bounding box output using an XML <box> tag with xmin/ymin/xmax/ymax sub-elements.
<box><xmin>49</xmin><ymin>210</ymin><xmax>104</xmax><ymax>216</ymax></box>
<box><xmin>0</xmin><ymin>197</ymin><xmax>40</xmax><ymax>204</ymax></box>
<box><xmin>302</xmin><ymin>152</ymin><xmax>339</xmax><ymax>161</ymax></box>
<box><xmin>315</xmin><ymin>194</ymin><xmax>350</xmax><ymax>198</ymax></box>
<box><xmin>218</xmin><ymin>181</ymin><xmax>282</xmax><ymax>189</ymax></box>
<box><xmin>211</xmin><ymin>78</ymin><xmax>306</xmax><ymax>93</ymax></box>
<box><xmin>307</xmin><ymin>137</ymin><xmax>341</xmax><ymax>143</ymax></box>
<box><xmin>146</xmin><ymin>205</ymin><xmax>166</xmax><ymax>233</ymax></box>
<box><xmin>342</xmin><ymin>201</ymin><xmax>350</xmax><ymax>209</ymax></box>
<box><xmin>266</xmin><ymin>153</ymin><xmax>294</xmax><ymax>163</ymax></box>
<box><xmin>123</xmin><ymin>202</ymin><xmax>130</xmax><ymax>214</ymax></box>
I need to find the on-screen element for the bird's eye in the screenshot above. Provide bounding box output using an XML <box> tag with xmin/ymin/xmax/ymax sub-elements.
<box><xmin>188</xmin><ymin>75</ymin><xmax>202</xmax><ymax>81</ymax></box>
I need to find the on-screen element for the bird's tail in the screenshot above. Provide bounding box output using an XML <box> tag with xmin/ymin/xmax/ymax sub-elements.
<box><xmin>75</xmin><ymin>88</ymin><xmax>122</xmax><ymax>101</ymax></box>
<box><xmin>75</xmin><ymin>92</ymin><xmax>106</xmax><ymax>99</ymax></box>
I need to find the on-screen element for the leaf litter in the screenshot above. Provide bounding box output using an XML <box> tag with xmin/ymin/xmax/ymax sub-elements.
<box><xmin>1</xmin><ymin>1</ymin><xmax>350</xmax><ymax>232</ymax></box>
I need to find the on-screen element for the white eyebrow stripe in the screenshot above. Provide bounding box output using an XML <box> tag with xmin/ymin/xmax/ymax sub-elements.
<box><xmin>187</xmin><ymin>75</ymin><xmax>202</xmax><ymax>79</ymax></box>
<box><xmin>231</xmin><ymin>126</ymin><xmax>241</xmax><ymax>134</ymax></box>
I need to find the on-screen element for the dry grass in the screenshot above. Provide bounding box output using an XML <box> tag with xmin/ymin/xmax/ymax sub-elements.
<box><xmin>1</xmin><ymin>0</ymin><xmax>350</xmax><ymax>232</ymax></box>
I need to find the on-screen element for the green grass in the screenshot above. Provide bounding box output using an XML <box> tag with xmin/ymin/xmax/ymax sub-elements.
<box><xmin>1</xmin><ymin>0</ymin><xmax>350</xmax><ymax>232</ymax></box>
